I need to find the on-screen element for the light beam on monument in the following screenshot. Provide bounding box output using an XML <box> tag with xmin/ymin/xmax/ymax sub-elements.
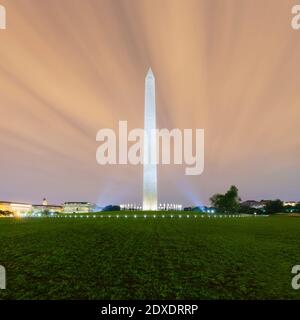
<box><xmin>143</xmin><ymin>68</ymin><xmax>158</xmax><ymax>211</ymax></box>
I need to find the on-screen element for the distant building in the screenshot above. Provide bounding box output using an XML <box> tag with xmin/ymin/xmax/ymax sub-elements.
<box><xmin>32</xmin><ymin>198</ymin><xmax>63</xmax><ymax>214</ymax></box>
<box><xmin>259</xmin><ymin>200</ymin><xmax>269</xmax><ymax>206</ymax></box>
<box><xmin>63</xmin><ymin>202</ymin><xmax>96</xmax><ymax>214</ymax></box>
<box><xmin>283</xmin><ymin>201</ymin><xmax>298</xmax><ymax>207</ymax></box>
<box><xmin>241</xmin><ymin>200</ymin><xmax>264</xmax><ymax>209</ymax></box>
<box><xmin>0</xmin><ymin>201</ymin><xmax>32</xmax><ymax>215</ymax></box>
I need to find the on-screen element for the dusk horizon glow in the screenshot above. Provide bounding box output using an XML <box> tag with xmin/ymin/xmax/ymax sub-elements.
<box><xmin>0</xmin><ymin>0</ymin><xmax>299</xmax><ymax>206</ymax></box>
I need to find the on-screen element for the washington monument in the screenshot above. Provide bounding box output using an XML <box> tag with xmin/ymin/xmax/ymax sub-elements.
<box><xmin>143</xmin><ymin>68</ymin><xmax>158</xmax><ymax>211</ymax></box>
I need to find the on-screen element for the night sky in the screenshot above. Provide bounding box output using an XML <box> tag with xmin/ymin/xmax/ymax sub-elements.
<box><xmin>0</xmin><ymin>0</ymin><xmax>299</xmax><ymax>206</ymax></box>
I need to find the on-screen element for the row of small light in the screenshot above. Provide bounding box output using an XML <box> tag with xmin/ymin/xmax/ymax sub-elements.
<box><xmin>45</xmin><ymin>214</ymin><xmax>247</xmax><ymax>219</ymax></box>
<box><xmin>205</xmin><ymin>209</ymin><xmax>216</xmax><ymax>214</ymax></box>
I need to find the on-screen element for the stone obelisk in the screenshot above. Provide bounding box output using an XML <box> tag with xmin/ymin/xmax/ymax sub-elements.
<box><xmin>143</xmin><ymin>68</ymin><xmax>157</xmax><ymax>211</ymax></box>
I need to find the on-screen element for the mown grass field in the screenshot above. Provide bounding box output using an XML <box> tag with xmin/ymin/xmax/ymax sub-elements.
<box><xmin>0</xmin><ymin>214</ymin><xmax>299</xmax><ymax>300</ymax></box>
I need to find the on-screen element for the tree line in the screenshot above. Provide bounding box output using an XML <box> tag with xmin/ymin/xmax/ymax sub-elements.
<box><xmin>209</xmin><ymin>185</ymin><xmax>299</xmax><ymax>215</ymax></box>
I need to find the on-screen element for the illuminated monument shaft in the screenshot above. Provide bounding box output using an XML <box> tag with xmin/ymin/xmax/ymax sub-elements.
<box><xmin>143</xmin><ymin>68</ymin><xmax>157</xmax><ymax>211</ymax></box>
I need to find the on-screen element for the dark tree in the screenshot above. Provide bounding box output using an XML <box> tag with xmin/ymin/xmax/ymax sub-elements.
<box><xmin>0</xmin><ymin>210</ymin><xmax>13</xmax><ymax>216</ymax></box>
<box><xmin>192</xmin><ymin>206</ymin><xmax>203</xmax><ymax>213</ymax></box>
<box><xmin>284</xmin><ymin>205</ymin><xmax>294</xmax><ymax>213</ymax></box>
<box><xmin>291</xmin><ymin>203</ymin><xmax>300</xmax><ymax>213</ymax></box>
<box><xmin>264</xmin><ymin>200</ymin><xmax>284</xmax><ymax>214</ymax></box>
<box><xmin>102</xmin><ymin>205</ymin><xmax>120</xmax><ymax>212</ymax></box>
<box><xmin>210</xmin><ymin>185</ymin><xmax>241</xmax><ymax>214</ymax></box>
<box><xmin>238</xmin><ymin>205</ymin><xmax>263</xmax><ymax>215</ymax></box>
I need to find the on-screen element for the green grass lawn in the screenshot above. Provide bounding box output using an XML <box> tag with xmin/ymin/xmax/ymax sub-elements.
<box><xmin>0</xmin><ymin>215</ymin><xmax>299</xmax><ymax>299</ymax></box>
